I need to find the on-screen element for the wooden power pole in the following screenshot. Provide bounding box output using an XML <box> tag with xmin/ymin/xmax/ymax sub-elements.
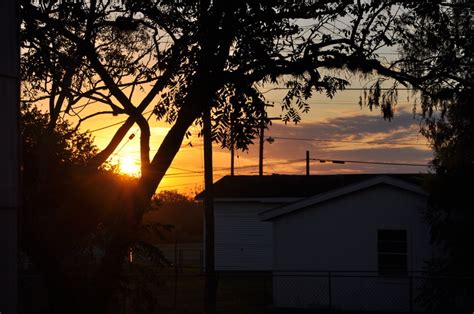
<box><xmin>0</xmin><ymin>0</ymin><xmax>20</xmax><ymax>314</ymax></box>
<box><xmin>230</xmin><ymin>120</ymin><xmax>235</xmax><ymax>176</ymax></box>
<box><xmin>258</xmin><ymin>104</ymin><xmax>279</xmax><ymax>176</ymax></box>
<box><xmin>0</xmin><ymin>0</ymin><xmax>19</xmax><ymax>312</ymax></box>
<box><xmin>230</xmin><ymin>143</ymin><xmax>235</xmax><ymax>176</ymax></box>
<box><xmin>258</xmin><ymin>118</ymin><xmax>265</xmax><ymax>176</ymax></box>
<box><xmin>203</xmin><ymin>108</ymin><xmax>216</xmax><ymax>313</ymax></box>
<box><xmin>306</xmin><ymin>151</ymin><xmax>310</xmax><ymax>175</ymax></box>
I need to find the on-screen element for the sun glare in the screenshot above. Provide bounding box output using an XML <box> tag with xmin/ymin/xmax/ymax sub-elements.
<box><xmin>119</xmin><ymin>156</ymin><xmax>141</xmax><ymax>177</ymax></box>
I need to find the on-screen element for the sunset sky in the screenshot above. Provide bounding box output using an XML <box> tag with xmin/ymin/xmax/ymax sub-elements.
<box><xmin>77</xmin><ymin>78</ymin><xmax>432</xmax><ymax>195</ymax></box>
<box><xmin>22</xmin><ymin>6</ymin><xmax>436</xmax><ymax>196</ymax></box>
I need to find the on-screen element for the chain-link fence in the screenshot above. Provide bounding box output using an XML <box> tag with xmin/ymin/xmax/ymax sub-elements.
<box><xmin>272</xmin><ymin>271</ymin><xmax>422</xmax><ymax>312</ymax></box>
<box><xmin>20</xmin><ymin>270</ymin><xmax>473</xmax><ymax>313</ymax></box>
<box><xmin>157</xmin><ymin>243</ymin><xmax>203</xmax><ymax>272</ymax></box>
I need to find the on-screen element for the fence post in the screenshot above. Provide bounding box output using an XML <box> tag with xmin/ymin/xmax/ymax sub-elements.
<box><xmin>328</xmin><ymin>271</ymin><xmax>332</xmax><ymax>311</ymax></box>
<box><xmin>263</xmin><ymin>274</ymin><xmax>267</xmax><ymax>305</ymax></box>
<box><xmin>409</xmin><ymin>275</ymin><xmax>413</xmax><ymax>313</ymax></box>
<box><xmin>200</xmin><ymin>249</ymin><xmax>203</xmax><ymax>274</ymax></box>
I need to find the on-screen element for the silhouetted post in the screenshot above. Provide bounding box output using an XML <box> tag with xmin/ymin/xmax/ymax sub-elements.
<box><xmin>306</xmin><ymin>151</ymin><xmax>310</xmax><ymax>175</ymax></box>
<box><xmin>174</xmin><ymin>228</ymin><xmax>178</xmax><ymax>309</ymax></box>
<box><xmin>258</xmin><ymin>104</ymin><xmax>277</xmax><ymax>176</ymax></box>
<box><xmin>203</xmin><ymin>108</ymin><xmax>216</xmax><ymax>313</ymax></box>
<box><xmin>230</xmin><ymin>120</ymin><xmax>235</xmax><ymax>176</ymax></box>
<box><xmin>409</xmin><ymin>275</ymin><xmax>413</xmax><ymax>313</ymax></box>
<box><xmin>328</xmin><ymin>271</ymin><xmax>332</xmax><ymax>310</ymax></box>
<box><xmin>0</xmin><ymin>0</ymin><xmax>19</xmax><ymax>313</ymax></box>
<box><xmin>258</xmin><ymin>116</ymin><xmax>265</xmax><ymax>176</ymax></box>
<box><xmin>230</xmin><ymin>144</ymin><xmax>235</xmax><ymax>176</ymax></box>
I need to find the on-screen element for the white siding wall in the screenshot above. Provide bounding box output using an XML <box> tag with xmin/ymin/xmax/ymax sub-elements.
<box><xmin>214</xmin><ymin>201</ymin><xmax>282</xmax><ymax>271</ymax></box>
<box><xmin>272</xmin><ymin>184</ymin><xmax>432</xmax><ymax>311</ymax></box>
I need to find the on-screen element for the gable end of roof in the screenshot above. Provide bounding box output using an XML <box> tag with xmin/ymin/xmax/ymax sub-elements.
<box><xmin>259</xmin><ymin>175</ymin><xmax>427</xmax><ymax>221</ymax></box>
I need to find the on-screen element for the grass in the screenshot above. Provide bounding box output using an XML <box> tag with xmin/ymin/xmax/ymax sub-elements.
<box><xmin>123</xmin><ymin>269</ymin><xmax>273</xmax><ymax>313</ymax></box>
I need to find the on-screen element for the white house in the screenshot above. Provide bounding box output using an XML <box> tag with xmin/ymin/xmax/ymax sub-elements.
<box><xmin>209</xmin><ymin>174</ymin><xmax>430</xmax><ymax>274</ymax></box>
<box><xmin>207</xmin><ymin>174</ymin><xmax>434</xmax><ymax>312</ymax></box>
<box><xmin>210</xmin><ymin>175</ymin><xmax>308</xmax><ymax>271</ymax></box>
<box><xmin>259</xmin><ymin>175</ymin><xmax>433</xmax><ymax>312</ymax></box>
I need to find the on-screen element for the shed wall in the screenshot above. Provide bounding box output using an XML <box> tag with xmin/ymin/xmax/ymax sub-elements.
<box><xmin>214</xmin><ymin>201</ymin><xmax>281</xmax><ymax>271</ymax></box>
<box><xmin>272</xmin><ymin>184</ymin><xmax>432</xmax><ymax>311</ymax></box>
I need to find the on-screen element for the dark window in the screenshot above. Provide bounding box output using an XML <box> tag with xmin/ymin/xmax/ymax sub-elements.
<box><xmin>377</xmin><ymin>229</ymin><xmax>407</xmax><ymax>275</ymax></box>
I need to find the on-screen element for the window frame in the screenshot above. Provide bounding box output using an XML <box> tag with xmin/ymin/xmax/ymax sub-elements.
<box><xmin>377</xmin><ymin>229</ymin><xmax>408</xmax><ymax>276</ymax></box>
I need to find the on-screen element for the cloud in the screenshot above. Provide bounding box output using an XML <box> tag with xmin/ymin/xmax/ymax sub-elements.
<box><xmin>269</xmin><ymin>109</ymin><xmax>422</xmax><ymax>140</ymax></box>
<box><xmin>228</xmin><ymin>110</ymin><xmax>433</xmax><ymax>175</ymax></box>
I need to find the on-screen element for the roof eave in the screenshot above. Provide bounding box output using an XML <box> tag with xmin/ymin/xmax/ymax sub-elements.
<box><xmin>260</xmin><ymin>175</ymin><xmax>427</xmax><ymax>221</ymax></box>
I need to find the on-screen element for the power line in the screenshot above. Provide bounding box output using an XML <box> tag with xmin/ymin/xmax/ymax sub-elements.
<box><xmin>261</xmin><ymin>87</ymin><xmax>414</xmax><ymax>94</ymax></box>
<box><xmin>107</xmin><ymin>158</ymin><xmax>429</xmax><ymax>183</ymax></box>
<box><xmin>111</xmin><ymin>109</ymin><xmax>157</xmax><ymax>155</ymax></box>
<box><xmin>229</xmin><ymin>157</ymin><xmax>428</xmax><ymax>170</ymax></box>
<box><xmin>112</xmin><ymin>149</ymin><xmax>429</xmax><ymax>175</ymax></box>
<box><xmin>88</xmin><ymin>109</ymin><xmax>154</xmax><ymax>133</ymax></box>
<box><xmin>110</xmin><ymin>154</ymin><xmax>306</xmax><ymax>175</ymax></box>
<box><xmin>271</xmin><ymin>136</ymin><xmax>428</xmax><ymax>147</ymax></box>
<box><xmin>95</xmin><ymin>138</ymin><xmax>203</xmax><ymax>149</ymax></box>
<box><xmin>158</xmin><ymin>181</ymin><xmax>203</xmax><ymax>189</ymax></box>
<box><xmin>89</xmin><ymin>119</ymin><xmax>128</xmax><ymax>132</ymax></box>
<box><xmin>311</xmin><ymin>158</ymin><xmax>428</xmax><ymax>167</ymax></box>
<box><xmin>168</xmin><ymin>166</ymin><xmax>204</xmax><ymax>174</ymax></box>
<box><xmin>114</xmin><ymin>133</ymin><xmax>136</xmax><ymax>156</ymax></box>
<box><xmin>163</xmin><ymin>171</ymin><xmax>227</xmax><ymax>178</ymax></box>
<box><xmin>264</xmin><ymin>99</ymin><xmax>416</xmax><ymax>106</ymax></box>
<box><xmin>216</xmin><ymin>158</ymin><xmax>306</xmax><ymax>171</ymax></box>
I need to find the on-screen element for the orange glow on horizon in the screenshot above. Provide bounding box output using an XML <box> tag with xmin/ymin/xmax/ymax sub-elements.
<box><xmin>83</xmin><ymin>88</ymin><xmax>430</xmax><ymax>196</ymax></box>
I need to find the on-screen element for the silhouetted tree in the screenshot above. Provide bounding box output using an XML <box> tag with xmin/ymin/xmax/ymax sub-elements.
<box><xmin>20</xmin><ymin>105</ymin><xmax>171</xmax><ymax>313</ymax></box>
<box><xmin>395</xmin><ymin>2</ymin><xmax>474</xmax><ymax>312</ymax></box>
<box><xmin>20</xmin><ymin>1</ymin><xmax>469</xmax><ymax>312</ymax></box>
<box><xmin>144</xmin><ymin>191</ymin><xmax>203</xmax><ymax>243</ymax></box>
<box><xmin>20</xmin><ymin>104</ymin><xmax>129</xmax><ymax>313</ymax></box>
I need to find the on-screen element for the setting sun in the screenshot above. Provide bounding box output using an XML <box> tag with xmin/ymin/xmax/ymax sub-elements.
<box><xmin>118</xmin><ymin>156</ymin><xmax>141</xmax><ymax>177</ymax></box>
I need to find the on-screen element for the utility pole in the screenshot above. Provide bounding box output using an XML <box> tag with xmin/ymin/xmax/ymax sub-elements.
<box><xmin>230</xmin><ymin>143</ymin><xmax>235</xmax><ymax>176</ymax></box>
<box><xmin>258</xmin><ymin>103</ymin><xmax>279</xmax><ymax>176</ymax></box>
<box><xmin>258</xmin><ymin>117</ymin><xmax>265</xmax><ymax>176</ymax></box>
<box><xmin>306</xmin><ymin>151</ymin><xmax>310</xmax><ymax>175</ymax></box>
<box><xmin>0</xmin><ymin>0</ymin><xmax>19</xmax><ymax>313</ymax></box>
<box><xmin>230</xmin><ymin>120</ymin><xmax>235</xmax><ymax>176</ymax></box>
<box><xmin>203</xmin><ymin>108</ymin><xmax>216</xmax><ymax>314</ymax></box>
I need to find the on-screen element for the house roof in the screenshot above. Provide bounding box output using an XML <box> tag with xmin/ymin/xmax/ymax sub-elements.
<box><xmin>259</xmin><ymin>175</ymin><xmax>428</xmax><ymax>221</ymax></box>
<box><xmin>197</xmin><ymin>173</ymin><xmax>426</xmax><ymax>199</ymax></box>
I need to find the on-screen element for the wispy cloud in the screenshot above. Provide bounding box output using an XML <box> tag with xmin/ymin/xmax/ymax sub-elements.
<box><xmin>230</xmin><ymin>110</ymin><xmax>432</xmax><ymax>175</ymax></box>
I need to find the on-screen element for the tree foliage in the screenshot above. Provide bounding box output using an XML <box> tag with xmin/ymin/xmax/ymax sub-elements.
<box><xmin>144</xmin><ymin>191</ymin><xmax>203</xmax><ymax>243</ymax></box>
<box><xmin>21</xmin><ymin>103</ymin><xmax>98</xmax><ymax>174</ymax></box>
<box><xmin>20</xmin><ymin>105</ymin><xmax>171</xmax><ymax>314</ymax></box>
<box><xmin>394</xmin><ymin>2</ymin><xmax>473</xmax><ymax>313</ymax></box>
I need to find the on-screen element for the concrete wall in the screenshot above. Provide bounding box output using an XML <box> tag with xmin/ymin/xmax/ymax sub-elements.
<box><xmin>272</xmin><ymin>184</ymin><xmax>432</xmax><ymax>311</ymax></box>
<box><xmin>0</xmin><ymin>0</ymin><xmax>19</xmax><ymax>313</ymax></box>
<box><xmin>214</xmin><ymin>201</ymin><xmax>282</xmax><ymax>271</ymax></box>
